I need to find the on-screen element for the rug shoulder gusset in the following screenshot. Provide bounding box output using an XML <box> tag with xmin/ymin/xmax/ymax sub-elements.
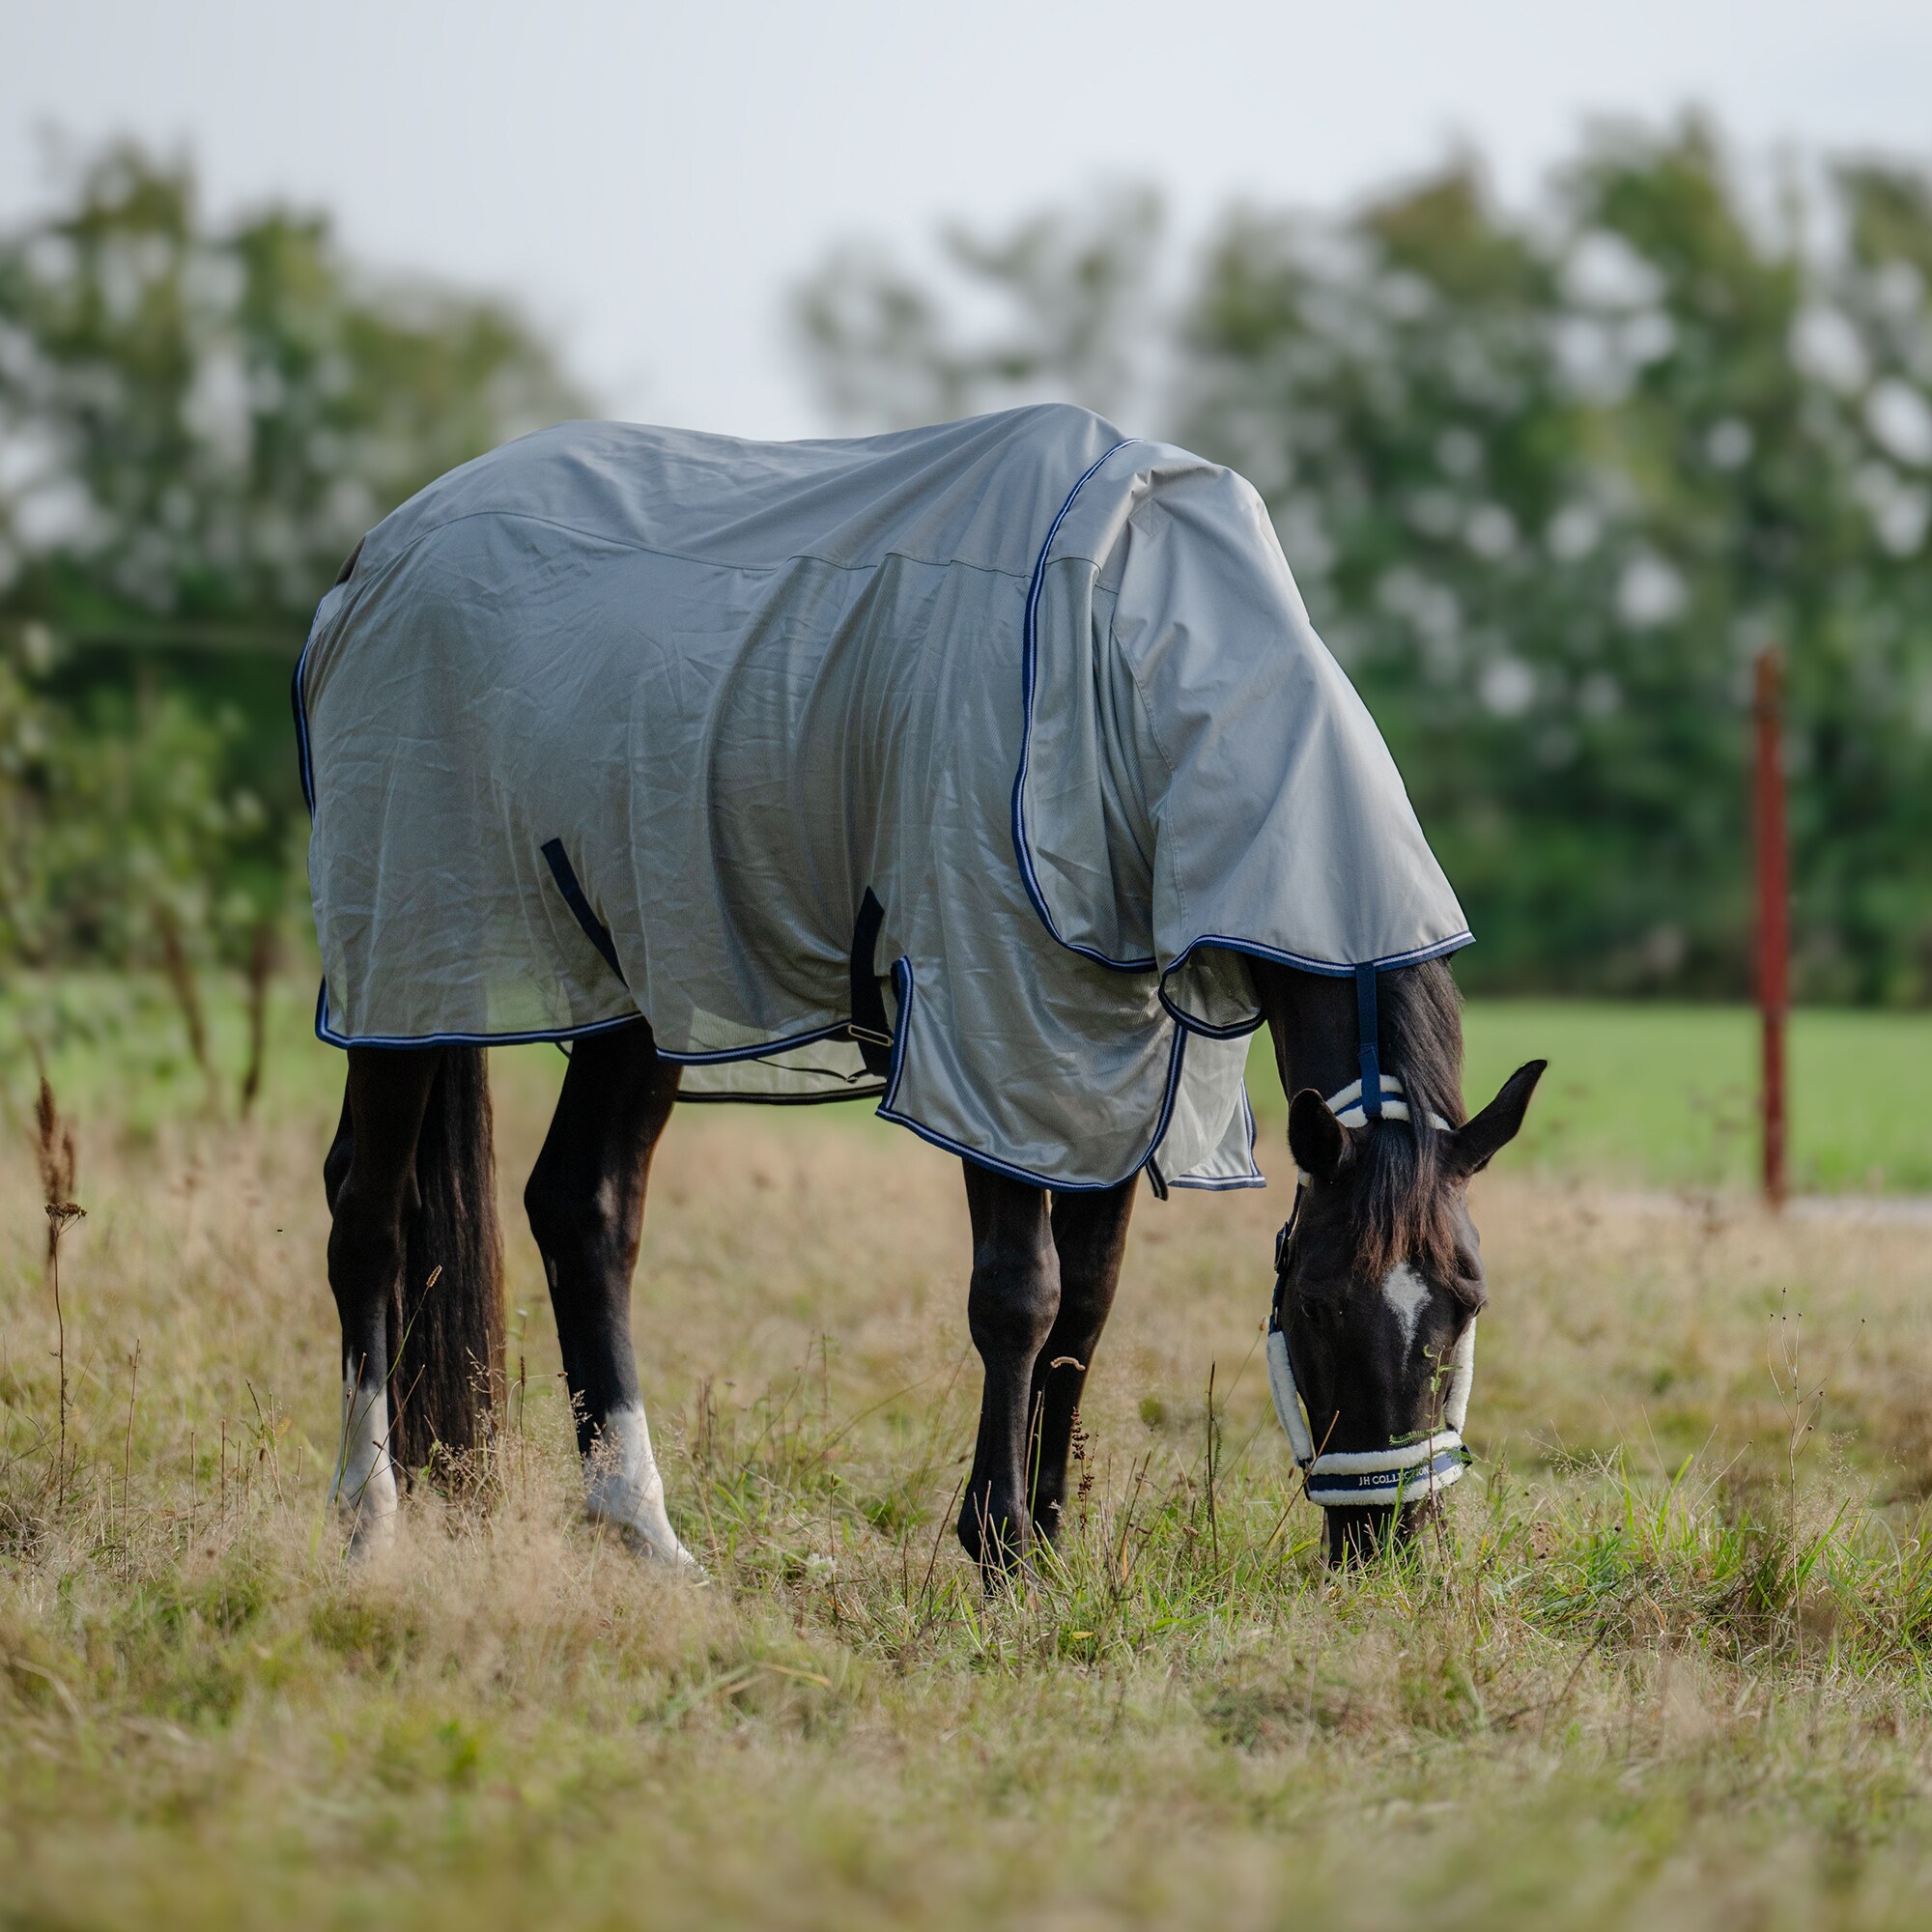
<box><xmin>1015</xmin><ymin>434</ymin><xmax>1470</xmax><ymax>1027</ymax></box>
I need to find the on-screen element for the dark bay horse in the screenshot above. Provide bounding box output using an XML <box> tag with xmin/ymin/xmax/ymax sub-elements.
<box><xmin>324</xmin><ymin>961</ymin><xmax>1541</xmax><ymax>1573</ymax></box>
<box><xmin>308</xmin><ymin>409</ymin><xmax>1544</xmax><ymax>1575</ymax></box>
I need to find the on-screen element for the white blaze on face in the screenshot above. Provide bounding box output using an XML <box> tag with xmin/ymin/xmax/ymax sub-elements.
<box><xmin>1379</xmin><ymin>1263</ymin><xmax>1432</xmax><ymax>1355</ymax></box>
<box><xmin>332</xmin><ymin>1357</ymin><xmax>398</xmax><ymax>1555</ymax></box>
<box><xmin>584</xmin><ymin>1403</ymin><xmax>696</xmax><ymax>1568</ymax></box>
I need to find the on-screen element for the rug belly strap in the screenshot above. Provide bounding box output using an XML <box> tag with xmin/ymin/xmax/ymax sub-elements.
<box><xmin>847</xmin><ymin>889</ymin><xmax>893</xmax><ymax>1078</ymax></box>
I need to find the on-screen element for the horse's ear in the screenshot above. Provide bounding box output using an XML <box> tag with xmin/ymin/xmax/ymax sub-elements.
<box><xmin>1445</xmin><ymin>1060</ymin><xmax>1547</xmax><ymax>1178</ymax></box>
<box><xmin>1288</xmin><ymin>1088</ymin><xmax>1351</xmax><ymax>1183</ymax></box>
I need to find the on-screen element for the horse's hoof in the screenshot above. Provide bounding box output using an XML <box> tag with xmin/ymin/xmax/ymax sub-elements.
<box><xmin>338</xmin><ymin>1502</ymin><xmax>398</xmax><ymax>1562</ymax></box>
<box><xmin>587</xmin><ymin>1502</ymin><xmax>702</xmax><ymax>1575</ymax></box>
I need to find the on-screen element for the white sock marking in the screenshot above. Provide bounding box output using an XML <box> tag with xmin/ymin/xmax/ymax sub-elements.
<box><xmin>1380</xmin><ymin>1264</ymin><xmax>1431</xmax><ymax>1354</ymax></box>
<box><xmin>584</xmin><ymin>1403</ymin><xmax>696</xmax><ymax>1568</ymax></box>
<box><xmin>332</xmin><ymin>1355</ymin><xmax>398</xmax><ymax>1556</ymax></box>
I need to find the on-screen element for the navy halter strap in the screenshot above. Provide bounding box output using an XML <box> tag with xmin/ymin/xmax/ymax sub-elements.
<box><xmin>1355</xmin><ymin>961</ymin><xmax>1382</xmax><ymax>1122</ymax></box>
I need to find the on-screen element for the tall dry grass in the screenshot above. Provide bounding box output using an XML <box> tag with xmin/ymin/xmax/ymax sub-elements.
<box><xmin>6</xmin><ymin>1053</ymin><xmax>1932</xmax><ymax>1929</ymax></box>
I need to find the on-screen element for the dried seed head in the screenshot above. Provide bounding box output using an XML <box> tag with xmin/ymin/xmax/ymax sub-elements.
<box><xmin>35</xmin><ymin>1073</ymin><xmax>79</xmax><ymax>1206</ymax></box>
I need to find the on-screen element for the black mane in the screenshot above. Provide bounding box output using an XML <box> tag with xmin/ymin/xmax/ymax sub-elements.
<box><xmin>1350</xmin><ymin>957</ymin><xmax>1466</xmax><ymax>1286</ymax></box>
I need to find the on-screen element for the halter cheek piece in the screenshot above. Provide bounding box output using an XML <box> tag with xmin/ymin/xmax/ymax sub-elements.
<box><xmin>1264</xmin><ymin>1071</ymin><xmax>1475</xmax><ymax>1510</ymax></box>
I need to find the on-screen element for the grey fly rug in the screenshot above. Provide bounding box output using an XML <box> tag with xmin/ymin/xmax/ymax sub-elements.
<box><xmin>297</xmin><ymin>405</ymin><xmax>1469</xmax><ymax>1191</ymax></box>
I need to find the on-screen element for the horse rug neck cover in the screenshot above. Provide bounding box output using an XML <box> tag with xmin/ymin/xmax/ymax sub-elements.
<box><xmin>1265</xmin><ymin>1073</ymin><xmax>1474</xmax><ymax>1507</ymax></box>
<box><xmin>298</xmin><ymin>407</ymin><xmax>1470</xmax><ymax>1192</ymax></box>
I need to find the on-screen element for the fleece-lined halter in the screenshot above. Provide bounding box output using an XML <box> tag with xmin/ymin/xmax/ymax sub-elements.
<box><xmin>1265</xmin><ymin>964</ymin><xmax>1475</xmax><ymax>1510</ymax></box>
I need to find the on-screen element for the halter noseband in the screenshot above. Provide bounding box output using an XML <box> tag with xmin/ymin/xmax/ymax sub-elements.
<box><xmin>1264</xmin><ymin>1071</ymin><xmax>1475</xmax><ymax>1510</ymax></box>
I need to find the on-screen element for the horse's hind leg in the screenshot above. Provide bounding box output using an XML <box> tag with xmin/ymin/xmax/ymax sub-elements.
<box><xmin>957</xmin><ymin>1162</ymin><xmax>1059</xmax><ymax>1577</ymax></box>
<box><xmin>524</xmin><ymin>1019</ymin><xmax>692</xmax><ymax>1565</ymax></box>
<box><xmin>1027</xmin><ymin>1179</ymin><xmax>1137</xmax><ymax>1543</ymax></box>
<box><xmin>324</xmin><ymin>1047</ymin><xmax>441</xmax><ymax>1555</ymax></box>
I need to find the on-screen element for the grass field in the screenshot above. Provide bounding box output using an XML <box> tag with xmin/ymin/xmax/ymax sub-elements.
<box><xmin>9</xmin><ymin>983</ymin><xmax>1932</xmax><ymax>1927</ymax></box>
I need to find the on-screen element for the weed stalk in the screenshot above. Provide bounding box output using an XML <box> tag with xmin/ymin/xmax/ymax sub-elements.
<box><xmin>122</xmin><ymin>1341</ymin><xmax>141</xmax><ymax>1570</ymax></box>
<box><xmin>35</xmin><ymin>1070</ymin><xmax>83</xmax><ymax>1514</ymax></box>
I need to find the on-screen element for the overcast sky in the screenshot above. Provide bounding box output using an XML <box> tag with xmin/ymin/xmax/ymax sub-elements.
<box><xmin>6</xmin><ymin>1</ymin><xmax>1930</xmax><ymax>438</ymax></box>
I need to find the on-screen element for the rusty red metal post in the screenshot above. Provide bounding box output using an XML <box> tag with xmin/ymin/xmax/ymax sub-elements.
<box><xmin>1754</xmin><ymin>647</ymin><xmax>1789</xmax><ymax>1208</ymax></box>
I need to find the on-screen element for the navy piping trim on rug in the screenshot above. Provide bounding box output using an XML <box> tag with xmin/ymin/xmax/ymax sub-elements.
<box><xmin>674</xmin><ymin>1082</ymin><xmax>885</xmax><ymax>1107</ymax></box>
<box><xmin>1009</xmin><ymin>439</ymin><xmax>1159</xmax><ymax>976</ymax></box>
<box><xmin>313</xmin><ymin>979</ymin><xmax>647</xmax><ymax>1051</ymax></box>
<box><xmin>876</xmin><ymin>957</ymin><xmax>1199</xmax><ymax>1194</ymax></box>
<box><xmin>655</xmin><ymin>1020</ymin><xmax>858</xmax><ymax>1067</ymax></box>
<box><xmin>292</xmin><ymin>568</ymin><xmax>357</xmax><ymax>819</ymax></box>
<box><xmin>1156</xmin><ymin>930</ymin><xmax>1476</xmax><ymax>1038</ymax></box>
<box><xmin>291</xmin><ymin>635</ymin><xmax>317</xmax><ymax>814</ymax></box>
<box><xmin>878</xmin><ymin>955</ymin><xmax>916</xmax><ymax>1099</ymax></box>
<box><xmin>540</xmin><ymin>838</ymin><xmax>624</xmax><ymax>980</ymax></box>
<box><xmin>316</xmin><ymin>975</ymin><xmax>871</xmax><ymax>1081</ymax></box>
<box><xmin>1155</xmin><ymin>982</ymin><xmax>1266</xmax><ymax>1041</ymax></box>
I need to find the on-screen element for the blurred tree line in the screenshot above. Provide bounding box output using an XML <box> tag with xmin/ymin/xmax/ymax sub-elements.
<box><xmin>799</xmin><ymin>123</ymin><xmax>1932</xmax><ymax>1004</ymax></box>
<box><xmin>0</xmin><ymin>142</ymin><xmax>582</xmax><ymax>1094</ymax></box>
<box><xmin>5</xmin><ymin>124</ymin><xmax>1930</xmax><ymax>1021</ymax></box>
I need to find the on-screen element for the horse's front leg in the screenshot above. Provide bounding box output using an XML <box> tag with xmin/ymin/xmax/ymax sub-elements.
<box><xmin>1027</xmin><ymin>1179</ymin><xmax>1136</xmax><ymax>1543</ymax></box>
<box><xmin>958</xmin><ymin>1162</ymin><xmax>1059</xmax><ymax>1578</ymax></box>
<box><xmin>323</xmin><ymin>1047</ymin><xmax>441</xmax><ymax>1556</ymax></box>
<box><xmin>525</xmin><ymin>1019</ymin><xmax>693</xmax><ymax>1566</ymax></box>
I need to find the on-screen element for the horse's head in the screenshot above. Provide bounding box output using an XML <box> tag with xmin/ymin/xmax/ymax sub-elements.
<box><xmin>1273</xmin><ymin>1059</ymin><xmax>1545</xmax><ymax>1565</ymax></box>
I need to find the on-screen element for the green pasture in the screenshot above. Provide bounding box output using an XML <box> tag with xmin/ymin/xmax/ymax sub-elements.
<box><xmin>1253</xmin><ymin>1001</ymin><xmax>1932</xmax><ymax>1195</ymax></box>
<box><xmin>9</xmin><ymin>973</ymin><xmax>1930</xmax><ymax>1194</ymax></box>
<box><xmin>1463</xmin><ymin>1002</ymin><xmax>1932</xmax><ymax>1195</ymax></box>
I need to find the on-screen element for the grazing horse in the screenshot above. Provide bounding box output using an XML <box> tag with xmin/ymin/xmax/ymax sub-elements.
<box><xmin>299</xmin><ymin>405</ymin><xmax>1543</xmax><ymax>1575</ymax></box>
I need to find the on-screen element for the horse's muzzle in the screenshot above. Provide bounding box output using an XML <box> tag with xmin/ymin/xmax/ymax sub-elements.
<box><xmin>1323</xmin><ymin>1496</ymin><xmax>1441</xmax><ymax>1566</ymax></box>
